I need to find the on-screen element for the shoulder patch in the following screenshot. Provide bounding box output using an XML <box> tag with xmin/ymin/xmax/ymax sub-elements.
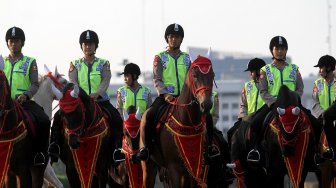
<box><xmin>32</xmin><ymin>65</ymin><xmax>38</xmax><ymax>71</ymax></box>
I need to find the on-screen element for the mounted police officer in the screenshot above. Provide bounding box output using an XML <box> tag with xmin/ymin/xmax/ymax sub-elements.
<box><xmin>116</xmin><ymin>63</ymin><xmax>152</xmax><ymax>116</ymax></box>
<box><xmin>137</xmin><ymin>23</ymin><xmax>190</xmax><ymax>160</ymax></box>
<box><xmin>137</xmin><ymin>23</ymin><xmax>215</xmax><ymax>162</ymax></box>
<box><xmin>1</xmin><ymin>26</ymin><xmax>50</xmax><ymax>166</ymax></box>
<box><xmin>227</xmin><ymin>58</ymin><xmax>266</xmax><ymax>148</ymax></box>
<box><xmin>246</xmin><ymin>36</ymin><xmax>305</xmax><ymax>162</ymax></box>
<box><xmin>313</xmin><ymin>55</ymin><xmax>336</xmax><ymax>160</ymax></box>
<box><xmin>49</xmin><ymin>30</ymin><xmax>123</xmax><ymax>162</ymax></box>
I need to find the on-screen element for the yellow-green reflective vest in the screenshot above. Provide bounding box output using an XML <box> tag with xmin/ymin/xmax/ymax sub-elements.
<box><xmin>315</xmin><ymin>78</ymin><xmax>335</xmax><ymax>110</ymax></box>
<box><xmin>117</xmin><ymin>85</ymin><xmax>151</xmax><ymax>115</ymax></box>
<box><xmin>71</xmin><ymin>58</ymin><xmax>108</xmax><ymax>98</ymax></box>
<box><xmin>245</xmin><ymin>80</ymin><xmax>265</xmax><ymax>114</ymax></box>
<box><xmin>261</xmin><ymin>63</ymin><xmax>298</xmax><ymax>96</ymax></box>
<box><xmin>159</xmin><ymin>51</ymin><xmax>190</xmax><ymax>96</ymax></box>
<box><xmin>3</xmin><ymin>56</ymin><xmax>34</xmax><ymax>99</ymax></box>
<box><xmin>210</xmin><ymin>91</ymin><xmax>218</xmax><ymax>115</ymax></box>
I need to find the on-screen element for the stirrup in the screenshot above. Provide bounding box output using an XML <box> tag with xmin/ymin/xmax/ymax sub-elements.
<box><xmin>323</xmin><ymin>148</ymin><xmax>335</xmax><ymax>160</ymax></box>
<box><xmin>247</xmin><ymin>149</ymin><xmax>260</xmax><ymax>163</ymax></box>
<box><xmin>48</xmin><ymin>142</ymin><xmax>60</xmax><ymax>156</ymax></box>
<box><xmin>33</xmin><ymin>152</ymin><xmax>46</xmax><ymax>166</ymax></box>
<box><xmin>137</xmin><ymin>147</ymin><xmax>149</xmax><ymax>161</ymax></box>
<box><xmin>113</xmin><ymin>148</ymin><xmax>125</xmax><ymax>163</ymax></box>
<box><xmin>314</xmin><ymin>153</ymin><xmax>325</xmax><ymax>165</ymax></box>
<box><xmin>208</xmin><ymin>144</ymin><xmax>221</xmax><ymax>159</ymax></box>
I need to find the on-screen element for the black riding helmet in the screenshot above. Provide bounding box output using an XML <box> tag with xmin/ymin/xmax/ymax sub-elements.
<box><xmin>79</xmin><ymin>30</ymin><xmax>99</xmax><ymax>48</ymax></box>
<box><xmin>269</xmin><ymin>36</ymin><xmax>288</xmax><ymax>53</ymax></box>
<box><xmin>164</xmin><ymin>23</ymin><xmax>184</xmax><ymax>43</ymax></box>
<box><xmin>6</xmin><ymin>26</ymin><xmax>25</xmax><ymax>46</ymax></box>
<box><xmin>314</xmin><ymin>55</ymin><xmax>336</xmax><ymax>72</ymax></box>
<box><xmin>121</xmin><ymin>63</ymin><xmax>141</xmax><ymax>79</ymax></box>
<box><xmin>244</xmin><ymin>58</ymin><xmax>266</xmax><ymax>72</ymax></box>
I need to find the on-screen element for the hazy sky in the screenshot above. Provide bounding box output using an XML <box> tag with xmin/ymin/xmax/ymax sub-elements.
<box><xmin>1</xmin><ymin>0</ymin><xmax>335</xmax><ymax>81</ymax></box>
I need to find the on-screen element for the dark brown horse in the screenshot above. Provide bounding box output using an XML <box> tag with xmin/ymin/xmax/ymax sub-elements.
<box><xmin>263</xmin><ymin>85</ymin><xmax>317</xmax><ymax>188</ymax></box>
<box><xmin>0</xmin><ymin>70</ymin><xmax>46</xmax><ymax>188</ymax></box>
<box><xmin>140</xmin><ymin>55</ymin><xmax>214</xmax><ymax>187</ymax></box>
<box><xmin>109</xmin><ymin>106</ymin><xmax>143</xmax><ymax>188</ymax></box>
<box><xmin>54</xmin><ymin>83</ymin><xmax>111</xmax><ymax>188</ymax></box>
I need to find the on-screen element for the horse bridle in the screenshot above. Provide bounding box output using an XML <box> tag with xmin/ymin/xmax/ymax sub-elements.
<box><xmin>188</xmin><ymin>61</ymin><xmax>213</xmax><ymax>98</ymax></box>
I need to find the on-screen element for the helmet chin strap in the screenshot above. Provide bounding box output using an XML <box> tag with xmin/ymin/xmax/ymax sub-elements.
<box><xmin>272</xmin><ymin>57</ymin><xmax>286</xmax><ymax>62</ymax></box>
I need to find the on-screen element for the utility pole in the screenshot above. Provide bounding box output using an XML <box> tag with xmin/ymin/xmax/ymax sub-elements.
<box><xmin>327</xmin><ymin>0</ymin><xmax>332</xmax><ymax>54</ymax></box>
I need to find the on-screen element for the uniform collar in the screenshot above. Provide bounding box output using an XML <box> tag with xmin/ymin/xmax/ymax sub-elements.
<box><xmin>6</xmin><ymin>54</ymin><xmax>24</xmax><ymax>64</ymax></box>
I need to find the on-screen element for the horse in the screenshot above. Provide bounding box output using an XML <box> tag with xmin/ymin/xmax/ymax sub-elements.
<box><xmin>262</xmin><ymin>85</ymin><xmax>317</xmax><ymax>187</ymax></box>
<box><xmin>206</xmin><ymin>127</ymin><xmax>233</xmax><ymax>188</ymax></box>
<box><xmin>109</xmin><ymin>105</ymin><xmax>143</xmax><ymax>188</ymax></box>
<box><xmin>140</xmin><ymin>55</ymin><xmax>214</xmax><ymax>187</ymax></box>
<box><xmin>51</xmin><ymin>83</ymin><xmax>112</xmax><ymax>188</ymax></box>
<box><xmin>229</xmin><ymin>116</ymin><xmax>269</xmax><ymax>188</ymax></box>
<box><xmin>33</xmin><ymin>66</ymin><xmax>67</xmax><ymax>188</ymax></box>
<box><xmin>0</xmin><ymin>70</ymin><xmax>46</xmax><ymax>188</ymax></box>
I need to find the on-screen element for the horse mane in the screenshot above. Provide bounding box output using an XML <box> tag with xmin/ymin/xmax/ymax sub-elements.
<box><xmin>275</xmin><ymin>85</ymin><xmax>300</xmax><ymax>108</ymax></box>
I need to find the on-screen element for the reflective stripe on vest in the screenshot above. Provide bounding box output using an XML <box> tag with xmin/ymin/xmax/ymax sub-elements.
<box><xmin>261</xmin><ymin>63</ymin><xmax>298</xmax><ymax>96</ymax></box>
<box><xmin>315</xmin><ymin>78</ymin><xmax>335</xmax><ymax>110</ymax></box>
<box><xmin>72</xmin><ymin>58</ymin><xmax>107</xmax><ymax>97</ymax></box>
<box><xmin>245</xmin><ymin>80</ymin><xmax>265</xmax><ymax>114</ymax></box>
<box><xmin>118</xmin><ymin>85</ymin><xmax>151</xmax><ymax>114</ymax></box>
<box><xmin>3</xmin><ymin>56</ymin><xmax>34</xmax><ymax>99</ymax></box>
<box><xmin>159</xmin><ymin>51</ymin><xmax>190</xmax><ymax>96</ymax></box>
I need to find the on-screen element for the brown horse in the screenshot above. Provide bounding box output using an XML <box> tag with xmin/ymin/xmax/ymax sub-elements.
<box><xmin>109</xmin><ymin>106</ymin><xmax>143</xmax><ymax>188</ymax></box>
<box><xmin>140</xmin><ymin>55</ymin><xmax>214</xmax><ymax>187</ymax></box>
<box><xmin>53</xmin><ymin>83</ymin><xmax>111</xmax><ymax>188</ymax></box>
<box><xmin>0</xmin><ymin>70</ymin><xmax>46</xmax><ymax>188</ymax></box>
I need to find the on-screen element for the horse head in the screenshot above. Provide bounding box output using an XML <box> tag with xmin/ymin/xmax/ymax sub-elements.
<box><xmin>122</xmin><ymin>106</ymin><xmax>142</xmax><ymax>152</ymax></box>
<box><xmin>56</xmin><ymin>83</ymin><xmax>92</xmax><ymax>149</ymax></box>
<box><xmin>186</xmin><ymin>55</ymin><xmax>214</xmax><ymax>113</ymax></box>
<box><xmin>274</xmin><ymin>85</ymin><xmax>306</xmax><ymax>150</ymax></box>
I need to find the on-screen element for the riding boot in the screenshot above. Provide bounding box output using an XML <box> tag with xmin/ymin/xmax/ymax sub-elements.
<box><xmin>48</xmin><ymin>111</ymin><xmax>62</xmax><ymax>163</ymax></box>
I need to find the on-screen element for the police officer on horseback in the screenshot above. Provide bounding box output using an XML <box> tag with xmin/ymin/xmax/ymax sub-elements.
<box><xmin>137</xmin><ymin>23</ymin><xmax>215</xmax><ymax>162</ymax></box>
<box><xmin>1</xmin><ymin>26</ymin><xmax>50</xmax><ymax>166</ymax></box>
<box><xmin>137</xmin><ymin>23</ymin><xmax>190</xmax><ymax>160</ymax></box>
<box><xmin>246</xmin><ymin>36</ymin><xmax>305</xmax><ymax>162</ymax></box>
<box><xmin>49</xmin><ymin>30</ymin><xmax>123</xmax><ymax>162</ymax></box>
<box><xmin>227</xmin><ymin>58</ymin><xmax>266</xmax><ymax>148</ymax></box>
<box><xmin>116</xmin><ymin>63</ymin><xmax>152</xmax><ymax>116</ymax></box>
<box><xmin>313</xmin><ymin>55</ymin><xmax>336</xmax><ymax>160</ymax></box>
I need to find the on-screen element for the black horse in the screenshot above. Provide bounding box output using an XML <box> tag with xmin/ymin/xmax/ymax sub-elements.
<box><xmin>0</xmin><ymin>70</ymin><xmax>46</xmax><ymax>188</ymax></box>
<box><xmin>262</xmin><ymin>85</ymin><xmax>318</xmax><ymax>187</ymax></box>
<box><xmin>229</xmin><ymin>115</ymin><xmax>268</xmax><ymax>188</ymax></box>
<box><xmin>54</xmin><ymin>83</ymin><xmax>113</xmax><ymax>188</ymax></box>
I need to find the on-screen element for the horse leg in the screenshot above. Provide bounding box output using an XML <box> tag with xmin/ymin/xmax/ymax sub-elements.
<box><xmin>141</xmin><ymin>159</ymin><xmax>157</xmax><ymax>188</ymax></box>
<box><xmin>5</xmin><ymin>171</ymin><xmax>19</xmax><ymax>188</ymax></box>
<box><xmin>66</xmin><ymin>166</ymin><xmax>81</xmax><ymax>188</ymax></box>
<box><xmin>31</xmin><ymin>166</ymin><xmax>46</xmax><ymax>188</ymax></box>
<box><xmin>167</xmin><ymin>164</ymin><xmax>193</xmax><ymax>188</ymax></box>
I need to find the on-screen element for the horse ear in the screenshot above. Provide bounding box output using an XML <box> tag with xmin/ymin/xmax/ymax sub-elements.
<box><xmin>51</xmin><ymin>83</ymin><xmax>63</xmax><ymax>100</ymax></box>
<box><xmin>54</xmin><ymin>66</ymin><xmax>59</xmax><ymax>77</ymax></box>
<box><xmin>292</xmin><ymin>106</ymin><xmax>300</xmax><ymax>116</ymax></box>
<box><xmin>44</xmin><ymin>64</ymin><xmax>51</xmax><ymax>74</ymax></box>
<box><xmin>206</xmin><ymin>47</ymin><xmax>212</xmax><ymax>60</ymax></box>
<box><xmin>123</xmin><ymin>108</ymin><xmax>129</xmax><ymax>121</ymax></box>
<box><xmin>277</xmin><ymin>107</ymin><xmax>285</xmax><ymax>115</ymax></box>
<box><xmin>135</xmin><ymin>107</ymin><xmax>142</xmax><ymax>121</ymax></box>
<box><xmin>70</xmin><ymin>84</ymin><xmax>79</xmax><ymax>98</ymax></box>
